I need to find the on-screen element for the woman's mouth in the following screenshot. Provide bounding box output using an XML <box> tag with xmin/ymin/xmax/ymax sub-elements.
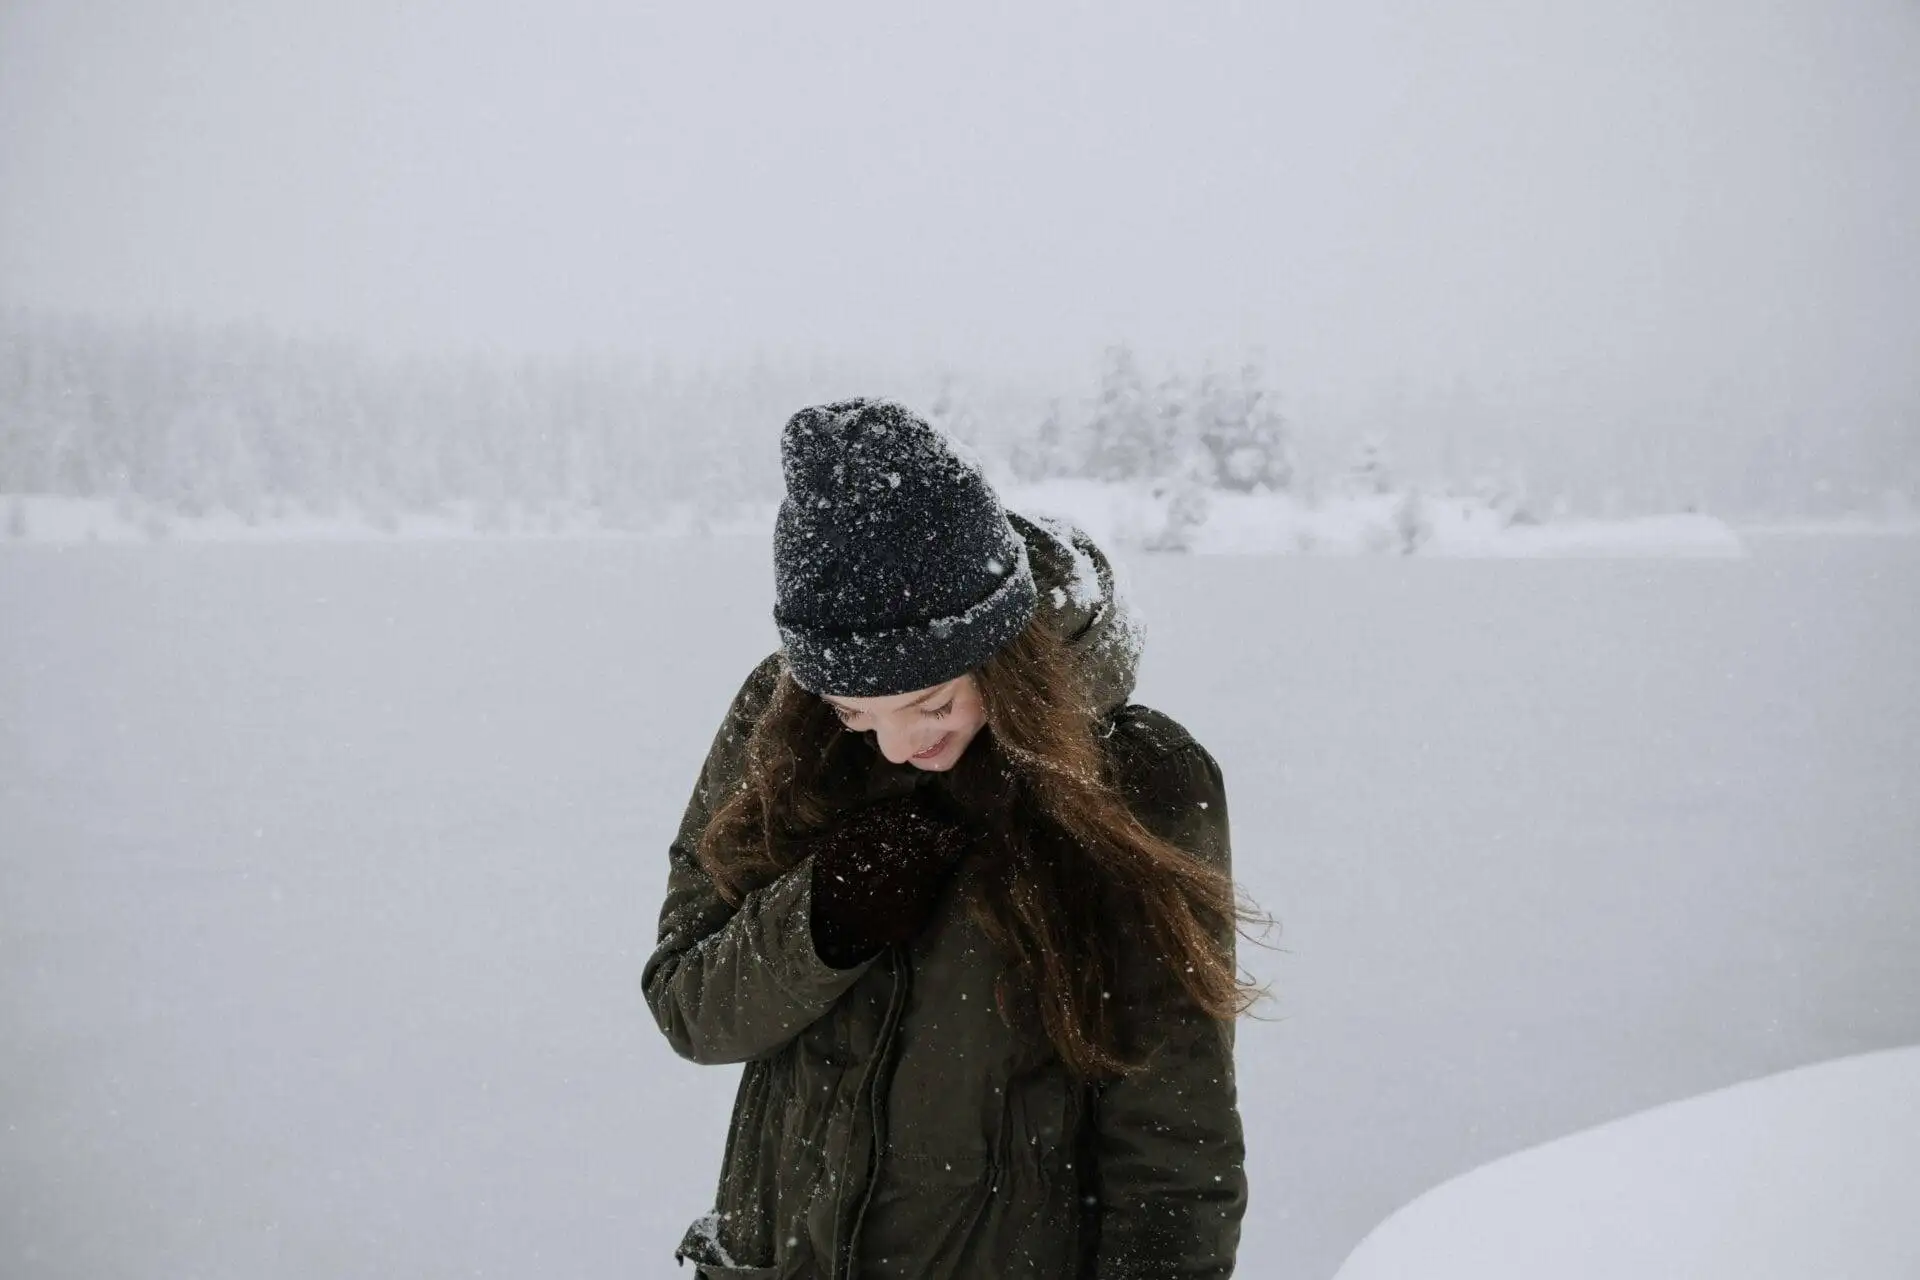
<box><xmin>911</xmin><ymin>733</ymin><xmax>953</xmax><ymax>761</ymax></box>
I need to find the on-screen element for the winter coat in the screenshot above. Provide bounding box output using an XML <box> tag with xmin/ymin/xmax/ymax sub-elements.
<box><xmin>643</xmin><ymin>514</ymin><xmax>1246</xmax><ymax>1279</ymax></box>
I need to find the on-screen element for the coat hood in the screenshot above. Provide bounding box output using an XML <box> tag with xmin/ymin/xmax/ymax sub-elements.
<box><xmin>1007</xmin><ymin>510</ymin><xmax>1141</xmax><ymax>717</ymax></box>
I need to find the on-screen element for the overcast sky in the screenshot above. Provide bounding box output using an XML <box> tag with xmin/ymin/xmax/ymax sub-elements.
<box><xmin>3</xmin><ymin>0</ymin><xmax>1917</xmax><ymax>434</ymax></box>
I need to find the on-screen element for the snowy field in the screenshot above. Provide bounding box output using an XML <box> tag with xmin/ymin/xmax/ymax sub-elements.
<box><xmin>2</xmin><ymin>534</ymin><xmax>1917</xmax><ymax>1280</ymax></box>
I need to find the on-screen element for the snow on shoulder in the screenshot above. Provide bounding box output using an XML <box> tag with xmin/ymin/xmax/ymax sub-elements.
<box><xmin>1332</xmin><ymin>1046</ymin><xmax>1920</xmax><ymax>1280</ymax></box>
<box><xmin>1022</xmin><ymin>510</ymin><xmax>1106</xmax><ymax>611</ymax></box>
<box><xmin>1015</xmin><ymin>506</ymin><xmax>1147</xmax><ymax>693</ymax></box>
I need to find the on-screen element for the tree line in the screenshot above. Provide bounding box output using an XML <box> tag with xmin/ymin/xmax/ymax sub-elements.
<box><xmin>1</xmin><ymin>308</ymin><xmax>1910</xmax><ymax>530</ymax></box>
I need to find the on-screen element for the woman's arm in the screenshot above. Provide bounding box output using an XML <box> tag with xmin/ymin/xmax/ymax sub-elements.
<box><xmin>1091</xmin><ymin>730</ymin><xmax>1249</xmax><ymax>1279</ymax></box>
<box><xmin>641</xmin><ymin>654</ymin><xmax>878</xmax><ymax>1065</ymax></box>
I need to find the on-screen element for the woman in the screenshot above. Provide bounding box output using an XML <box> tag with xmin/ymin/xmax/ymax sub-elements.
<box><xmin>644</xmin><ymin>398</ymin><xmax>1256</xmax><ymax>1279</ymax></box>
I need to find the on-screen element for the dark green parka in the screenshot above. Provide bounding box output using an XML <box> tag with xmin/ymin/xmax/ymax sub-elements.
<box><xmin>644</xmin><ymin>515</ymin><xmax>1246</xmax><ymax>1279</ymax></box>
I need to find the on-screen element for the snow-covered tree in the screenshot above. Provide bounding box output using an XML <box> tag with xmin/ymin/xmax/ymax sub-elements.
<box><xmin>1143</xmin><ymin>447</ymin><xmax>1214</xmax><ymax>552</ymax></box>
<box><xmin>1195</xmin><ymin>356</ymin><xmax>1294</xmax><ymax>492</ymax></box>
<box><xmin>1009</xmin><ymin>399</ymin><xmax>1080</xmax><ymax>482</ymax></box>
<box><xmin>1347</xmin><ymin>433</ymin><xmax>1394</xmax><ymax>496</ymax></box>
<box><xmin>1471</xmin><ymin>463</ymin><xmax>1538</xmax><ymax>527</ymax></box>
<box><xmin>1084</xmin><ymin>345</ymin><xmax>1160</xmax><ymax>481</ymax></box>
<box><xmin>1392</xmin><ymin>487</ymin><xmax>1432</xmax><ymax>555</ymax></box>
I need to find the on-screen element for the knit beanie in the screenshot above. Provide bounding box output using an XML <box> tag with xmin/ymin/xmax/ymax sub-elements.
<box><xmin>773</xmin><ymin>398</ymin><xmax>1038</xmax><ymax>698</ymax></box>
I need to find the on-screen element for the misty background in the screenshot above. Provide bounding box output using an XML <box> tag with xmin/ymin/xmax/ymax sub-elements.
<box><xmin>3</xmin><ymin>0</ymin><xmax>1918</xmax><ymax>525</ymax></box>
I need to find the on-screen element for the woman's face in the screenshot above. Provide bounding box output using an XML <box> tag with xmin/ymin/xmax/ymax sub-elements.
<box><xmin>822</xmin><ymin>674</ymin><xmax>987</xmax><ymax>771</ymax></box>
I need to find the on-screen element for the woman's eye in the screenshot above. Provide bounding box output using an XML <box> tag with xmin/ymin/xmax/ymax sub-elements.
<box><xmin>829</xmin><ymin>705</ymin><xmax>855</xmax><ymax>724</ymax></box>
<box><xmin>925</xmin><ymin>701</ymin><xmax>954</xmax><ymax>720</ymax></box>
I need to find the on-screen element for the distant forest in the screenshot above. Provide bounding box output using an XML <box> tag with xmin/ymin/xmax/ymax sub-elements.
<box><xmin>1</xmin><ymin>308</ymin><xmax>1912</xmax><ymax>529</ymax></box>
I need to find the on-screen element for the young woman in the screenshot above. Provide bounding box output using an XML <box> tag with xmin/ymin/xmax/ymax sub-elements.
<box><xmin>644</xmin><ymin>398</ymin><xmax>1256</xmax><ymax>1279</ymax></box>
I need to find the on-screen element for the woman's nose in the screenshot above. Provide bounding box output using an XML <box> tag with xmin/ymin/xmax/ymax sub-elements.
<box><xmin>875</xmin><ymin>727</ymin><xmax>920</xmax><ymax>765</ymax></box>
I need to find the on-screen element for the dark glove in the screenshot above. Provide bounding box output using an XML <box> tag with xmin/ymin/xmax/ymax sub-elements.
<box><xmin>806</xmin><ymin>794</ymin><xmax>973</xmax><ymax>968</ymax></box>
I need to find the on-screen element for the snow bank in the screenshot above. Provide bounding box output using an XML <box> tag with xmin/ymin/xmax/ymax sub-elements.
<box><xmin>1000</xmin><ymin>480</ymin><xmax>1748</xmax><ymax>558</ymax></box>
<box><xmin>1333</xmin><ymin>1046</ymin><xmax>1920</xmax><ymax>1280</ymax></box>
<box><xmin>0</xmin><ymin>494</ymin><xmax>781</xmax><ymax>544</ymax></box>
<box><xmin>1422</xmin><ymin>510</ymin><xmax>1747</xmax><ymax>559</ymax></box>
<box><xmin>2</xmin><ymin>487</ymin><xmax>1746</xmax><ymax>557</ymax></box>
<box><xmin>1736</xmin><ymin>516</ymin><xmax>1920</xmax><ymax>538</ymax></box>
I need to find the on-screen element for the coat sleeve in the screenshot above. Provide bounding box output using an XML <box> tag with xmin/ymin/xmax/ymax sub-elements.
<box><xmin>1091</xmin><ymin>733</ymin><xmax>1248</xmax><ymax>1280</ymax></box>
<box><xmin>641</xmin><ymin>654</ymin><xmax>879</xmax><ymax>1065</ymax></box>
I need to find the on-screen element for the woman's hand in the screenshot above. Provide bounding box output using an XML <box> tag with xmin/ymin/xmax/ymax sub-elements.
<box><xmin>805</xmin><ymin>795</ymin><xmax>973</xmax><ymax>967</ymax></box>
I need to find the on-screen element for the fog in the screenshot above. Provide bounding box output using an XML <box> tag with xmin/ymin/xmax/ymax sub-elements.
<box><xmin>4</xmin><ymin>0</ymin><xmax>1918</xmax><ymax>470</ymax></box>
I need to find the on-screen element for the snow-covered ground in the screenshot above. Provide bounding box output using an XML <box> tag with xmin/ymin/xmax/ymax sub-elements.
<box><xmin>1333</xmin><ymin>1046</ymin><xmax>1920</xmax><ymax>1280</ymax></box>
<box><xmin>2</xmin><ymin>489</ymin><xmax>1764</xmax><ymax>558</ymax></box>
<box><xmin>1004</xmin><ymin>479</ymin><xmax>1752</xmax><ymax>558</ymax></box>
<box><xmin>1</xmin><ymin>494</ymin><xmax>670</xmax><ymax>544</ymax></box>
<box><xmin>2</xmin><ymin>536</ymin><xmax>1917</xmax><ymax>1280</ymax></box>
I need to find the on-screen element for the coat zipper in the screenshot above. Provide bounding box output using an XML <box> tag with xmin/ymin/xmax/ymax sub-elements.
<box><xmin>834</xmin><ymin>945</ymin><xmax>913</xmax><ymax>1279</ymax></box>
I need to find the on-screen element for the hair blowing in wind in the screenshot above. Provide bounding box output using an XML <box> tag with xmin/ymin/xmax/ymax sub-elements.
<box><xmin>698</xmin><ymin>614</ymin><xmax>1268</xmax><ymax>1080</ymax></box>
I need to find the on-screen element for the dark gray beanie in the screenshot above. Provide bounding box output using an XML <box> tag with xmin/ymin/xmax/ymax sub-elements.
<box><xmin>773</xmin><ymin>398</ymin><xmax>1038</xmax><ymax>698</ymax></box>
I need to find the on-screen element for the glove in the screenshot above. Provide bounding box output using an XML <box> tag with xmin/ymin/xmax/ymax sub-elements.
<box><xmin>805</xmin><ymin>794</ymin><xmax>973</xmax><ymax>968</ymax></box>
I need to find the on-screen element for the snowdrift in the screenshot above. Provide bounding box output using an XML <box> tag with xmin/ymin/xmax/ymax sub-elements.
<box><xmin>3</xmin><ymin>488</ymin><xmax>1749</xmax><ymax>558</ymax></box>
<box><xmin>0</xmin><ymin>494</ymin><xmax>684</xmax><ymax>544</ymax></box>
<box><xmin>1332</xmin><ymin>1046</ymin><xmax>1920</xmax><ymax>1280</ymax></box>
<box><xmin>1003</xmin><ymin>479</ymin><xmax>1748</xmax><ymax>558</ymax></box>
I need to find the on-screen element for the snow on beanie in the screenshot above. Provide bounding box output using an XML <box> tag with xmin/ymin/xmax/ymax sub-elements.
<box><xmin>773</xmin><ymin>397</ymin><xmax>1038</xmax><ymax>698</ymax></box>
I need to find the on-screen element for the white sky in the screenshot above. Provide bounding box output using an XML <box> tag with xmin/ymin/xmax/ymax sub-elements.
<box><xmin>2</xmin><ymin>0</ymin><xmax>1917</xmax><ymax>436</ymax></box>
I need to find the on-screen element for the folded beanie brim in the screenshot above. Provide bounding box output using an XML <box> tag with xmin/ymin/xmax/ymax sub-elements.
<box><xmin>778</xmin><ymin>534</ymin><xmax>1038</xmax><ymax>697</ymax></box>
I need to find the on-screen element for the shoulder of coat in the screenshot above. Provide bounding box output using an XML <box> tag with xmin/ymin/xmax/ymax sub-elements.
<box><xmin>746</xmin><ymin>649</ymin><xmax>785</xmax><ymax>698</ymax></box>
<box><xmin>1099</xmin><ymin>703</ymin><xmax>1223</xmax><ymax>794</ymax></box>
<box><xmin>1100</xmin><ymin>702</ymin><xmax>1199</xmax><ymax>759</ymax></box>
<box><xmin>1098</xmin><ymin>706</ymin><xmax>1230</xmax><ymax>878</ymax></box>
<box><xmin>725</xmin><ymin>651</ymin><xmax>786</xmax><ymax>726</ymax></box>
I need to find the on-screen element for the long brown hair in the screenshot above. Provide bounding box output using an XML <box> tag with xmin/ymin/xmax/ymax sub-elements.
<box><xmin>697</xmin><ymin>614</ymin><xmax>1265</xmax><ymax>1079</ymax></box>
